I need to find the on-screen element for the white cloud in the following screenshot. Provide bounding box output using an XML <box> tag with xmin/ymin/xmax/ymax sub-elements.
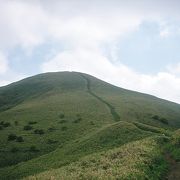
<box><xmin>1</xmin><ymin>0</ymin><xmax>180</xmax><ymax>104</ymax></box>
<box><xmin>167</xmin><ymin>62</ymin><xmax>180</xmax><ymax>76</ymax></box>
<box><xmin>0</xmin><ymin>52</ymin><xmax>9</xmax><ymax>74</ymax></box>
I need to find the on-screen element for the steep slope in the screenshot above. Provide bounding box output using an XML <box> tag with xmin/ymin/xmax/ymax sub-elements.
<box><xmin>0</xmin><ymin>71</ymin><xmax>180</xmax><ymax>179</ymax></box>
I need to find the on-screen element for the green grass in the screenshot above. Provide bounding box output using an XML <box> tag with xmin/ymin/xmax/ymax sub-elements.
<box><xmin>164</xmin><ymin>129</ymin><xmax>180</xmax><ymax>161</ymax></box>
<box><xmin>25</xmin><ymin>136</ymin><xmax>168</xmax><ymax>180</ymax></box>
<box><xmin>0</xmin><ymin>71</ymin><xmax>179</xmax><ymax>179</ymax></box>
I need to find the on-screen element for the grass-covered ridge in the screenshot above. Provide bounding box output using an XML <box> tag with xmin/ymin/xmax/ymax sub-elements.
<box><xmin>0</xmin><ymin>71</ymin><xmax>180</xmax><ymax>179</ymax></box>
<box><xmin>25</xmin><ymin>136</ymin><xmax>168</xmax><ymax>180</ymax></box>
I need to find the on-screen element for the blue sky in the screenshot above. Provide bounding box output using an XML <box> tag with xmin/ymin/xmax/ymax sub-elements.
<box><xmin>0</xmin><ymin>0</ymin><xmax>180</xmax><ymax>103</ymax></box>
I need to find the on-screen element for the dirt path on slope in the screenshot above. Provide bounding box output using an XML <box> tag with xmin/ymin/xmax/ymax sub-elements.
<box><xmin>79</xmin><ymin>73</ymin><xmax>120</xmax><ymax>121</ymax></box>
<box><xmin>165</xmin><ymin>153</ymin><xmax>180</xmax><ymax>180</ymax></box>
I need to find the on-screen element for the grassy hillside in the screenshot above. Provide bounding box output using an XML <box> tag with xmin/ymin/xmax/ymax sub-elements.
<box><xmin>0</xmin><ymin>71</ymin><xmax>180</xmax><ymax>179</ymax></box>
<box><xmin>25</xmin><ymin>136</ymin><xmax>168</xmax><ymax>180</ymax></box>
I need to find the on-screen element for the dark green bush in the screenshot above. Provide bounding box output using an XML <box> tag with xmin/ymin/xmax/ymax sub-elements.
<box><xmin>159</xmin><ymin>118</ymin><xmax>168</xmax><ymax>124</ymax></box>
<box><xmin>0</xmin><ymin>125</ymin><xmax>3</xmax><ymax>130</ymax></box>
<box><xmin>34</xmin><ymin>129</ymin><xmax>45</xmax><ymax>135</ymax></box>
<box><xmin>14</xmin><ymin>121</ymin><xmax>18</xmax><ymax>126</ymax></box>
<box><xmin>59</xmin><ymin>113</ymin><xmax>65</xmax><ymax>119</ymax></box>
<box><xmin>0</xmin><ymin>121</ymin><xmax>11</xmax><ymax>127</ymax></box>
<box><xmin>11</xmin><ymin>147</ymin><xmax>19</xmax><ymax>153</ymax></box>
<box><xmin>0</xmin><ymin>121</ymin><xmax>4</xmax><ymax>125</ymax></box>
<box><xmin>29</xmin><ymin>146</ymin><xmax>39</xmax><ymax>152</ymax></box>
<box><xmin>90</xmin><ymin>121</ymin><xmax>95</xmax><ymax>125</ymax></box>
<box><xmin>59</xmin><ymin>119</ymin><xmax>67</xmax><ymax>123</ymax></box>
<box><xmin>152</xmin><ymin>115</ymin><xmax>159</xmax><ymax>120</ymax></box>
<box><xmin>23</xmin><ymin>125</ymin><xmax>33</xmax><ymax>131</ymax></box>
<box><xmin>16</xmin><ymin>136</ymin><xmax>24</xmax><ymax>142</ymax></box>
<box><xmin>61</xmin><ymin>126</ymin><xmax>67</xmax><ymax>131</ymax></box>
<box><xmin>28</xmin><ymin>121</ymin><xmax>37</xmax><ymax>125</ymax></box>
<box><xmin>152</xmin><ymin>115</ymin><xmax>168</xmax><ymax>125</ymax></box>
<box><xmin>73</xmin><ymin>117</ymin><xmax>82</xmax><ymax>123</ymax></box>
<box><xmin>48</xmin><ymin>127</ymin><xmax>56</xmax><ymax>132</ymax></box>
<box><xmin>8</xmin><ymin>134</ymin><xmax>17</xmax><ymax>141</ymax></box>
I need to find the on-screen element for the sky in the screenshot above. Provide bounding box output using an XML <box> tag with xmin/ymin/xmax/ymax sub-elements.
<box><xmin>0</xmin><ymin>0</ymin><xmax>180</xmax><ymax>104</ymax></box>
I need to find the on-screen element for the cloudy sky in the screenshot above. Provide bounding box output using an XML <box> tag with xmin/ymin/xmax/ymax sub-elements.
<box><xmin>0</xmin><ymin>0</ymin><xmax>180</xmax><ymax>103</ymax></box>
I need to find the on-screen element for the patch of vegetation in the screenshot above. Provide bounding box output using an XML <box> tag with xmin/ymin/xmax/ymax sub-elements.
<box><xmin>34</xmin><ymin>129</ymin><xmax>45</xmax><ymax>135</ymax></box>
<box><xmin>152</xmin><ymin>115</ymin><xmax>169</xmax><ymax>125</ymax></box>
<box><xmin>16</xmin><ymin>136</ymin><xmax>24</xmax><ymax>142</ymax></box>
<box><xmin>26</xmin><ymin>137</ymin><xmax>168</xmax><ymax>180</ymax></box>
<box><xmin>14</xmin><ymin>121</ymin><xmax>18</xmax><ymax>126</ymax></box>
<box><xmin>133</xmin><ymin>122</ymin><xmax>170</xmax><ymax>135</ymax></box>
<box><xmin>23</xmin><ymin>125</ymin><xmax>33</xmax><ymax>131</ymax></box>
<box><xmin>28</xmin><ymin>121</ymin><xmax>37</xmax><ymax>125</ymax></box>
<box><xmin>29</xmin><ymin>146</ymin><xmax>39</xmax><ymax>152</ymax></box>
<box><xmin>8</xmin><ymin>134</ymin><xmax>17</xmax><ymax>141</ymax></box>
<box><xmin>11</xmin><ymin>147</ymin><xmax>19</xmax><ymax>153</ymax></box>
<box><xmin>59</xmin><ymin>119</ymin><xmax>67</xmax><ymax>123</ymax></box>
<box><xmin>73</xmin><ymin>118</ymin><xmax>82</xmax><ymax>123</ymax></box>
<box><xmin>48</xmin><ymin>127</ymin><xmax>56</xmax><ymax>132</ymax></box>
<box><xmin>90</xmin><ymin>121</ymin><xmax>95</xmax><ymax>125</ymax></box>
<box><xmin>47</xmin><ymin>139</ymin><xmax>58</xmax><ymax>144</ymax></box>
<box><xmin>164</xmin><ymin>129</ymin><xmax>180</xmax><ymax>161</ymax></box>
<box><xmin>0</xmin><ymin>121</ymin><xmax>11</xmax><ymax>128</ymax></box>
<box><xmin>61</xmin><ymin>126</ymin><xmax>67</xmax><ymax>131</ymax></box>
<box><xmin>59</xmin><ymin>113</ymin><xmax>65</xmax><ymax>119</ymax></box>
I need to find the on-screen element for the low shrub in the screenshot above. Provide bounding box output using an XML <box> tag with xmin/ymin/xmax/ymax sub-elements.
<box><xmin>90</xmin><ymin>121</ymin><xmax>95</xmax><ymax>125</ymax></box>
<box><xmin>152</xmin><ymin>115</ymin><xmax>169</xmax><ymax>125</ymax></box>
<box><xmin>0</xmin><ymin>121</ymin><xmax>4</xmax><ymax>125</ymax></box>
<box><xmin>29</xmin><ymin>146</ymin><xmax>39</xmax><ymax>152</ymax></box>
<box><xmin>11</xmin><ymin>147</ymin><xmax>19</xmax><ymax>153</ymax></box>
<box><xmin>14</xmin><ymin>121</ymin><xmax>18</xmax><ymax>126</ymax></box>
<box><xmin>59</xmin><ymin>113</ymin><xmax>65</xmax><ymax>119</ymax></box>
<box><xmin>48</xmin><ymin>127</ymin><xmax>56</xmax><ymax>132</ymax></box>
<box><xmin>159</xmin><ymin>118</ymin><xmax>168</xmax><ymax>125</ymax></box>
<box><xmin>152</xmin><ymin>115</ymin><xmax>159</xmax><ymax>120</ymax></box>
<box><xmin>34</xmin><ymin>129</ymin><xmax>45</xmax><ymax>135</ymax></box>
<box><xmin>28</xmin><ymin>121</ymin><xmax>37</xmax><ymax>125</ymax></box>
<box><xmin>59</xmin><ymin>120</ymin><xmax>67</xmax><ymax>123</ymax></box>
<box><xmin>73</xmin><ymin>118</ymin><xmax>82</xmax><ymax>123</ymax></box>
<box><xmin>61</xmin><ymin>126</ymin><xmax>67</xmax><ymax>131</ymax></box>
<box><xmin>16</xmin><ymin>136</ymin><xmax>24</xmax><ymax>142</ymax></box>
<box><xmin>8</xmin><ymin>134</ymin><xmax>17</xmax><ymax>141</ymax></box>
<box><xmin>0</xmin><ymin>121</ymin><xmax>11</xmax><ymax>128</ymax></box>
<box><xmin>23</xmin><ymin>125</ymin><xmax>33</xmax><ymax>131</ymax></box>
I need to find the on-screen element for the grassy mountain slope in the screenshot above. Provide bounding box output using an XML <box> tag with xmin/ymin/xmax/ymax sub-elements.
<box><xmin>0</xmin><ymin>71</ymin><xmax>180</xmax><ymax>179</ymax></box>
<box><xmin>25</xmin><ymin>136</ymin><xmax>167</xmax><ymax>180</ymax></box>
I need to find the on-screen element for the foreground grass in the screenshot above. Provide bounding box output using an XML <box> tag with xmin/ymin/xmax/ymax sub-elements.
<box><xmin>25</xmin><ymin>136</ymin><xmax>168</xmax><ymax>180</ymax></box>
<box><xmin>0</xmin><ymin>121</ymin><xmax>153</xmax><ymax>180</ymax></box>
<box><xmin>164</xmin><ymin>129</ymin><xmax>180</xmax><ymax>161</ymax></box>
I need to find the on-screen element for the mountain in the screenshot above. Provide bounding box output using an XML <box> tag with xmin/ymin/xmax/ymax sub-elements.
<box><xmin>0</xmin><ymin>71</ymin><xmax>179</xmax><ymax>179</ymax></box>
